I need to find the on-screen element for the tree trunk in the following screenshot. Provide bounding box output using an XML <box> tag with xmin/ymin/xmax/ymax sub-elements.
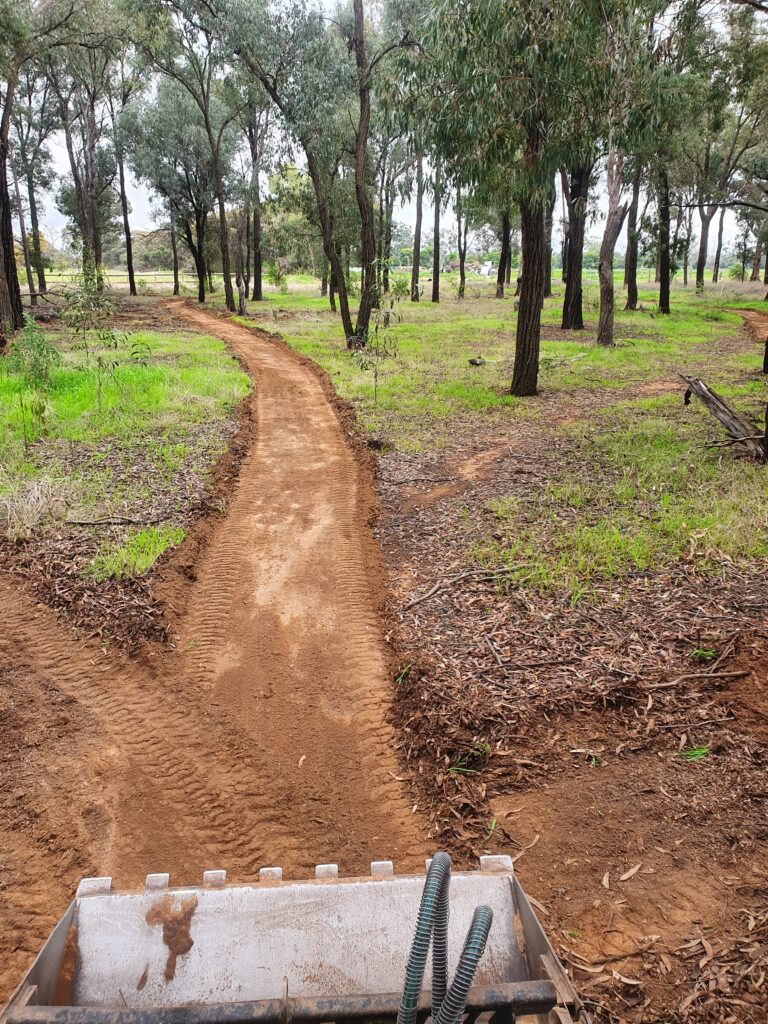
<box><xmin>695</xmin><ymin>205</ymin><xmax>716</xmax><ymax>292</ymax></box>
<box><xmin>252</xmin><ymin>204</ymin><xmax>263</xmax><ymax>301</ymax></box>
<box><xmin>195</xmin><ymin>251</ymin><xmax>206</xmax><ymax>303</ymax></box>
<box><xmin>183</xmin><ymin>218</ymin><xmax>207</xmax><ymax>304</ymax></box>
<box><xmin>26</xmin><ymin>168</ymin><xmax>46</xmax><ymax>294</ymax></box>
<box><xmin>320</xmin><ymin>258</ymin><xmax>328</xmax><ymax>296</ymax></box>
<box><xmin>457</xmin><ymin>185</ymin><xmax>467</xmax><ymax>300</ymax></box>
<box><xmin>560</xmin><ymin>177</ymin><xmax>569</xmax><ymax>283</ymax></box>
<box><xmin>624</xmin><ymin>166</ymin><xmax>641</xmax><ymax>310</ymax></box>
<box><xmin>596</xmin><ymin>148</ymin><xmax>628</xmax><ymax>347</ymax></box>
<box><xmin>0</xmin><ymin>70</ymin><xmax>24</xmax><ymax>335</ymax></box>
<box><xmin>431</xmin><ymin>158</ymin><xmax>440</xmax><ymax>303</ymax></box>
<box><xmin>351</xmin><ymin>0</ymin><xmax>377</xmax><ymax>341</ymax></box>
<box><xmin>304</xmin><ymin>150</ymin><xmax>352</xmax><ymax>338</ymax></box>
<box><xmin>543</xmin><ymin>183</ymin><xmax>555</xmax><ymax>298</ymax></box>
<box><xmin>671</xmin><ymin>199</ymin><xmax>683</xmax><ymax>279</ymax></box>
<box><xmin>751</xmin><ymin>239</ymin><xmax>763</xmax><ymax>283</ymax></box>
<box><xmin>712</xmin><ymin>206</ymin><xmax>726</xmax><ymax>283</ymax></box>
<box><xmin>411</xmin><ymin>153</ymin><xmax>424</xmax><ymax>302</ymax></box>
<box><xmin>511</xmin><ymin>195</ymin><xmax>545</xmax><ymax>397</ymax></box>
<box><xmin>10</xmin><ymin>153</ymin><xmax>36</xmax><ymax>307</ymax></box>
<box><xmin>170</xmin><ymin>215</ymin><xmax>179</xmax><ymax>296</ymax></box>
<box><xmin>244</xmin><ymin>199</ymin><xmax>251</xmax><ymax>294</ymax></box>
<box><xmin>561</xmin><ymin>162</ymin><xmax>591</xmax><ymax>329</ymax></box>
<box><xmin>329</xmin><ymin>253</ymin><xmax>337</xmax><ymax>312</ymax></box>
<box><xmin>246</xmin><ymin>111</ymin><xmax>265</xmax><ymax>303</ymax></box>
<box><xmin>683</xmin><ymin>206</ymin><xmax>693</xmax><ymax>286</ymax></box>
<box><xmin>496</xmin><ymin>211</ymin><xmax>510</xmax><ymax>299</ymax></box>
<box><xmin>382</xmin><ymin>183</ymin><xmax>394</xmax><ymax>294</ymax></box>
<box><xmin>375</xmin><ymin>158</ymin><xmax>385</xmax><ymax>298</ymax></box>
<box><xmin>116</xmin><ymin>152</ymin><xmax>136</xmax><ymax>297</ymax></box>
<box><xmin>658</xmin><ymin>167</ymin><xmax>671</xmax><ymax>315</ymax></box>
<box><xmin>211</xmin><ymin>145</ymin><xmax>235</xmax><ymax>311</ymax></box>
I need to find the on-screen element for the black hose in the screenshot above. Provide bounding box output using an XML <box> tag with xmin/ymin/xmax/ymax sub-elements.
<box><xmin>396</xmin><ymin>852</ymin><xmax>451</xmax><ymax>1024</ymax></box>
<box><xmin>433</xmin><ymin>906</ymin><xmax>494</xmax><ymax>1024</ymax></box>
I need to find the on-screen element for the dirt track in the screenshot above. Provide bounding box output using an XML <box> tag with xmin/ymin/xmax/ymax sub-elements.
<box><xmin>0</xmin><ymin>303</ymin><xmax>424</xmax><ymax>999</ymax></box>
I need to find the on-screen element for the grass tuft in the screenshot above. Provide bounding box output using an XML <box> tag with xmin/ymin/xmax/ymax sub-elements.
<box><xmin>89</xmin><ymin>525</ymin><xmax>185</xmax><ymax>580</ymax></box>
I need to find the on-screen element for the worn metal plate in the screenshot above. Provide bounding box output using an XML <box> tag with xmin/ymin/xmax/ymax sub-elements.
<box><xmin>73</xmin><ymin>870</ymin><xmax>527</xmax><ymax>1008</ymax></box>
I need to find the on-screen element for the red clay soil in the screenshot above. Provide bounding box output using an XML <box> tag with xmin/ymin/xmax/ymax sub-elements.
<box><xmin>738</xmin><ymin>307</ymin><xmax>768</xmax><ymax>343</ymax></box>
<box><xmin>0</xmin><ymin>301</ymin><xmax>426</xmax><ymax>1003</ymax></box>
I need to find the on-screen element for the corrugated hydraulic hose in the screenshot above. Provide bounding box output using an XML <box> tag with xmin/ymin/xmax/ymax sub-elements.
<box><xmin>433</xmin><ymin>906</ymin><xmax>494</xmax><ymax>1024</ymax></box>
<box><xmin>396</xmin><ymin>852</ymin><xmax>451</xmax><ymax>1024</ymax></box>
<box><xmin>397</xmin><ymin>855</ymin><xmax>493</xmax><ymax>1024</ymax></box>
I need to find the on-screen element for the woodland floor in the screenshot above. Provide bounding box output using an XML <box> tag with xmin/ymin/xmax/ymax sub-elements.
<box><xmin>1</xmin><ymin>282</ymin><xmax>767</xmax><ymax>1024</ymax></box>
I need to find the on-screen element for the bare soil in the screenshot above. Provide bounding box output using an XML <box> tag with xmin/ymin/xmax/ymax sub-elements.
<box><xmin>738</xmin><ymin>307</ymin><xmax>768</xmax><ymax>345</ymax></box>
<box><xmin>0</xmin><ymin>301</ymin><xmax>425</xmax><ymax>1003</ymax></box>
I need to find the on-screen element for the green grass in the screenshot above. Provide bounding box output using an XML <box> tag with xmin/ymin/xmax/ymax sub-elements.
<box><xmin>0</xmin><ymin>330</ymin><xmax>249</xmax><ymax>446</ymax></box>
<box><xmin>216</xmin><ymin>270</ymin><xmax>761</xmax><ymax>451</ymax></box>
<box><xmin>473</xmin><ymin>394</ymin><xmax>768</xmax><ymax>598</ymax></box>
<box><xmin>89</xmin><ymin>525</ymin><xmax>186</xmax><ymax>580</ymax></box>
<box><xmin>213</xmin><ymin>268</ymin><xmax>768</xmax><ymax>596</ymax></box>
<box><xmin>0</xmin><ymin>325</ymin><xmax>250</xmax><ymax>535</ymax></box>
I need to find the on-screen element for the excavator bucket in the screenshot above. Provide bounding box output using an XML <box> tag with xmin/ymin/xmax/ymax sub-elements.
<box><xmin>1</xmin><ymin>855</ymin><xmax>579</xmax><ymax>1024</ymax></box>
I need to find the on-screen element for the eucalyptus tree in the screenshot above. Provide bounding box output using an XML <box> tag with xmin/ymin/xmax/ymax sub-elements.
<box><xmin>11</xmin><ymin>67</ymin><xmax>56</xmax><ymax>296</ymax></box>
<box><xmin>689</xmin><ymin>9</ymin><xmax>767</xmax><ymax>292</ymax></box>
<box><xmin>45</xmin><ymin>2</ymin><xmax>122</xmax><ymax>287</ymax></box>
<box><xmin>560</xmin><ymin>162</ymin><xmax>595</xmax><ymax>329</ymax></box>
<box><xmin>409</xmin><ymin>150</ymin><xmax>424</xmax><ymax>300</ymax></box>
<box><xmin>1</xmin><ymin>0</ymin><xmax>71</xmax><ymax>335</ymax></box>
<box><xmin>125</xmin><ymin>77</ymin><xmax>234</xmax><ymax>303</ymax></box>
<box><xmin>371</xmin><ymin>128</ymin><xmax>409</xmax><ymax>294</ymax></box>
<box><xmin>228</xmin><ymin>0</ymin><xmax>359</xmax><ymax>339</ymax></box>
<box><xmin>133</xmin><ymin>0</ymin><xmax>243</xmax><ymax>311</ymax></box>
<box><xmin>238</xmin><ymin>85</ymin><xmax>271</xmax><ymax>301</ymax></box>
<box><xmin>623</xmin><ymin>165</ymin><xmax>644</xmax><ymax>308</ymax></box>
<box><xmin>107</xmin><ymin>50</ymin><xmax>146</xmax><ymax>296</ymax></box>
<box><xmin>649</xmin><ymin>1</ymin><xmax>714</xmax><ymax>314</ymax></box>
<box><xmin>593</xmin><ymin>1</ymin><xmax>659</xmax><ymax>346</ymax></box>
<box><xmin>420</xmin><ymin>0</ymin><xmax>617</xmax><ymax>395</ymax></box>
<box><xmin>0</xmin><ymin>1</ymin><xmax>30</xmax><ymax>335</ymax></box>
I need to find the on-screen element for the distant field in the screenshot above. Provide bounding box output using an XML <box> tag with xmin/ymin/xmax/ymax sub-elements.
<box><xmin>21</xmin><ymin>263</ymin><xmax>765</xmax><ymax>299</ymax></box>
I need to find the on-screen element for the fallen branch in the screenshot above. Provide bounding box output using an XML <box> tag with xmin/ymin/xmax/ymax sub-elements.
<box><xmin>66</xmin><ymin>516</ymin><xmax>162</xmax><ymax>526</ymax></box>
<box><xmin>402</xmin><ymin>566</ymin><xmax>522</xmax><ymax>611</ymax></box>
<box><xmin>680</xmin><ymin>374</ymin><xmax>766</xmax><ymax>461</ymax></box>
<box><xmin>641</xmin><ymin>669</ymin><xmax>750</xmax><ymax>690</ymax></box>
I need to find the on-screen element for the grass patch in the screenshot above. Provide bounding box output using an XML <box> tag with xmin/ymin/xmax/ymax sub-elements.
<box><xmin>0</xmin><ymin>329</ymin><xmax>249</xmax><ymax>447</ymax></box>
<box><xmin>225</xmin><ymin>270</ymin><xmax>758</xmax><ymax>450</ymax></box>
<box><xmin>475</xmin><ymin>396</ymin><xmax>768</xmax><ymax>598</ymax></box>
<box><xmin>89</xmin><ymin>525</ymin><xmax>185</xmax><ymax>580</ymax></box>
<box><xmin>0</xmin><ymin>326</ymin><xmax>250</xmax><ymax>531</ymax></box>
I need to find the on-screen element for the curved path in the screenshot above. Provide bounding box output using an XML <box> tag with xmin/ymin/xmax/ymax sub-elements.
<box><xmin>0</xmin><ymin>303</ymin><xmax>424</xmax><ymax>996</ymax></box>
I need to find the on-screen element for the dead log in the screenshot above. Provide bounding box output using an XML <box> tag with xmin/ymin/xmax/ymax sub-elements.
<box><xmin>680</xmin><ymin>374</ymin><xmax>766</xmax><ymax>462</ymax></box>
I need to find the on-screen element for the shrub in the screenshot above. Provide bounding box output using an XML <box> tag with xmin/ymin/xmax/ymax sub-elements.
<box><xmin>6</xmin><ymin>315</ymin><xmax>60</xmax><ymax>390</ymax></box>
<box><xmin>389</xmin><ymin>275</ymin><xmax>410</xmax><ymax>300</ymax></box>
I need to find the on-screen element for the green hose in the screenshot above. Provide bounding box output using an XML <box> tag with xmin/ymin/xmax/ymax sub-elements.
<box><xmin>396</xmin><ymin>852</ymin><xmax>451</xmax><ymax>1024</ymax></box>
<box><xmin>433</xmin><ymin>906</ymin><xmax>494</xmax><ymax>1024</ymax></box>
